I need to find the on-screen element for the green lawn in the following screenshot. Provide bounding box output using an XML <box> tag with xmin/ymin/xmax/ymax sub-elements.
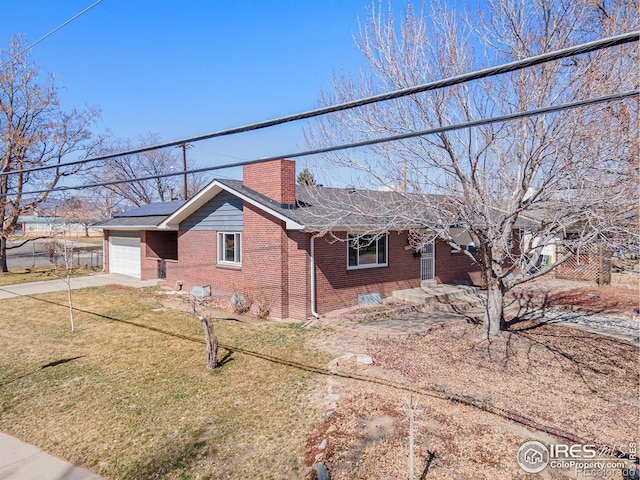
<box><xmin>0</xmin><ymin>287</ymin><xmax>328</xmax><ymax>479</ymax></box>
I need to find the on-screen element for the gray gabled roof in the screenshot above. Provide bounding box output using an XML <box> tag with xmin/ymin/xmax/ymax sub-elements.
<box><xmin>216</xmin><ymin>180</ymin><xmax>541</xmax><ymax>231</ymax></box>
<box><xmin>114</xmin><ymin>200</ymin><xmax>186</xmax><ymax>217</ymax></box>
<box><xmin>216</xmin><ymin>179</ymin><xmax>431</xmax><ymax>231</ymax></box>
<box><xmin>95</xmin><ymin>200</ymin><xmax>186</xmax><ymax>229</ymax></box>
<box><xmin>98</xmin><ymin>179</ymin><xmax>540</xmax><ymax>232</ymax></box>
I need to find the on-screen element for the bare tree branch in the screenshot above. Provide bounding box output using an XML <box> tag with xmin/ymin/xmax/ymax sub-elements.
<box><xmin>305</xmin><ymin>0</ymin><xmax>638</xmax><ymax>336</ymax></box>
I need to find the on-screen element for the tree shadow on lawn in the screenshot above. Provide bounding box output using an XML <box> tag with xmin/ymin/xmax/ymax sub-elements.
<box><xmin>5</xmin><ymin>291</ymin><xmax>639</xmax><ymax>468</ymax></box>
<box><xmin>0</xmin><ymin>356</ymin><xmax>84</xmax><ymax>387</ymax></box>
<box><xmin>432</xmin><ymin>289</ymin><xmax>637</xmax><ymax>398</ymax></box>
<box><xmin>1</xmin><ymin>292</ymin><xmax>330</xmax><ymax>376</ymax></box>
<box><xmin>497</xmin><ymin>291</ymin><xmax>638</xmax><ymax>397</ymax></box>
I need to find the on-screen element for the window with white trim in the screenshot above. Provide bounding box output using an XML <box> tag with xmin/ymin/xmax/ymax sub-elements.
<box><xmin>347</xmin><ymin>234</ymin><xmax>387</xmax><ymax>269</ymax></box>
<box><xmin>218</xmin><ymin>232</ymin><xmax>241</xmax><ymax>265</ymax></box>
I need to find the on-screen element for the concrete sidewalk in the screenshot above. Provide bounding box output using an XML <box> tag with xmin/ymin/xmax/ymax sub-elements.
<box><xmin>0</xmin><ymin>273</ymin><xmax>163</xmax><ymax>300</ymax></box>
<box><xmin>0</xmin><ymin>432</ymin><xmax>104</xmax><ymax>480</ymax></box>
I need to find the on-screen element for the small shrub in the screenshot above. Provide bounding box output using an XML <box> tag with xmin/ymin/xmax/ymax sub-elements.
<box><xmin>230</xmin><ymin>285</ymin><xmax>252</xmax><ymax>314</ymax></box>
<box><xmin>256</xmin><ymin>292</ymin><xmax>271</xmax><ymax>321</ymax></box>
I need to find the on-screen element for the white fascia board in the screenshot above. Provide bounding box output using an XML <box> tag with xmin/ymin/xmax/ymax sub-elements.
<box><xmin>158</xmin><ymin>181</ymin><xmax>224</xmax><ymax>230</ymax></box>
<box><xmin>158</xmin><ymin>180</ymin><xmax>306</xmax><ymax>231</ymax></box>
<box><xmin>101</xmin><ymin>225</ymin><xmax>163</xmax><ymax>231</ymax></box>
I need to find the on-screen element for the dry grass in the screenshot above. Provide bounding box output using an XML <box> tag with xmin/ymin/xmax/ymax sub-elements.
<box><xmin>611</xmin><ymin>271</ymin><xmax>640</xmax><ymax>288</ymax></box>
<box><xmin>0</xmin><ymin>286</ymin><xmax>329</xmax><ymax>479</ymax></box>
<box><xmin>308</xmin><ymin>320</ymin><xmax>639</xmax><ymax>479</ymax></box>
<box><xmin>0</xmin><ymin>267</ymin><xmax>95</xmax><ymax>286</ymax></box>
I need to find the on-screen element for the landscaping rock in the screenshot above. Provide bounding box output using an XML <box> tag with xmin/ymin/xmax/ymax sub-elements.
<box><xmin>324</xmin><ymin>393</ymin><xmax>340</xmax><ymax>404</ymax></box>
<box><xmin>356</xmin><ymin>353</ymin><xmax>373</xmax><ymax>365</ymax></box>
<box><xmin>318</xmin><ymin>438</ymin><xmax>327</xmax><ymax>449</ymax></box>
<box><xmin>324</xmin><ymin>408</ymin><xmax>336</xmax><ymax>421</ymax></box>
<box><xmin>313</xmin><ymin>462</ymin><xmax>331</xmax><ymax>480</ymax></box>
<box><xmin>327</xmin><ymin>358</ymin><xmax>339</xmax><ymax>371</ymax></box>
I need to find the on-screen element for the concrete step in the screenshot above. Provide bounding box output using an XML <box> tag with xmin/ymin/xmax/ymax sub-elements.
<box><xmin>392</xmin><ymin>285</ymin><xmax>481</xmax><ymax>305</ymax></box>
<box><xmin>430</xmin><ymin>293</ymin><xmax>486</xmax><ymax>313</ymax></box>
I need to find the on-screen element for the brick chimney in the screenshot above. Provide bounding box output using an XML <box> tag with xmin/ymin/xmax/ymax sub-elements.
<box><xmin>243</xmin><ymin>158</ymin><xmax>296</xmax><ymax>206</ymax></box>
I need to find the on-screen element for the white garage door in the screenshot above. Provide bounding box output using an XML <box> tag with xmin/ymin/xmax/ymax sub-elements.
<box><xmin>109</xmin><ymin>232</ymin><xmax>141</xmax><ymax>278</ymax></box>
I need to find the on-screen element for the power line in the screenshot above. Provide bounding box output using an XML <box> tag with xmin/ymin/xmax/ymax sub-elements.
<box><xmin>1</xmin><ymin>30</ymin><xmax>637</xmax><ymax>178</ymax></box>
<box><xmin>9</xmin><ymin>89</ymin><xmax>637</xmax><ymax>197</ymax></box>
<box><xmin>0</xmin><ymin>0</ymin><xmax>103</xmax><ymax>69</ymax></box>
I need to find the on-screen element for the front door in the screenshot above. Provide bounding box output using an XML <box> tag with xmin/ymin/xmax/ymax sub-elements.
<box><xmin>421</xmin><ymin>242</ymin><xmax>435</xmax><ymax>284</ymax></box>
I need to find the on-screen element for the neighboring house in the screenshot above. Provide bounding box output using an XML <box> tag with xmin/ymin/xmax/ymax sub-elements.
<box><xmin>16</xmin><ymin>215</ymin><xmax>101</xmax><ymax>236</ymax></box>
<box><xmin>97</xmin><ymin>159</ymin><xmax>506</xmax><ymax>320</ymax></box>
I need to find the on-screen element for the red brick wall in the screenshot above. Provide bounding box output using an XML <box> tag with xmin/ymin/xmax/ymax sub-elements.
<box><xmin>242</xmin><ymin>202</ymin><xmax>289</xmax><ymax>318</ymax></box>
<box><xmin>243</xmin><ymin>159</ymin><xmax>296</xmax><ymax>205</ymax></box>
<box><xmin>145</xmin><ymin>231</ymin><xmax>178</xmax><ymax>260</ymax></box>
<box><xmin>139</xmin><ymin>231</ymin><xmax>178</xmax><ymax>280</ymax></box>
<box><xmin>140</xmin><ymin>231</ymin><xmax>153</xmax><ymax>280</ymax></box>
<box><xmin>434</xmin><ymin>239</ymin><xmax>483</xmax><ymax>285</ymax></box>
<box><xmin>164</xmin><ymin>230</ymin><xmax>245</xmax><ymax>295</ymax></box>
<box><xmin>159</xmin><ymin>202</ymin><xmax>293</xmax><ymax>319</ymax></box>
<box><xmin>103</xmin><ymin>230</ymin><xmax>110</xmax><ymax>273</ymax></box>
<box><xmin>313</xmin><ymin>232</ymin><xmax>421</xmax><ymax>315</ymax></box>
<box><xmin>287</xmin><ymin>231</ymin><xmax>311</xmax><ymax>319</ymax></box>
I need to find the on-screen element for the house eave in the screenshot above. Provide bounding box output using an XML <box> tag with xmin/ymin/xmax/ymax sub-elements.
<box><xmin>99</xmin><ymin>225</ymin><xmax>176</xmax><ymax>231</ymax></box>
<box><xmin>158</xmin><ymin>180</ymin><xmax>306</xmax><ymax>231</ymax></box>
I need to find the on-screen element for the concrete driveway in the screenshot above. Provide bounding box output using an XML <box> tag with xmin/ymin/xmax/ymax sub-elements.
<box><xmin>0</xmin><ymin>273</ymin><xmax>162</xmax><ymax>300</ymax></box>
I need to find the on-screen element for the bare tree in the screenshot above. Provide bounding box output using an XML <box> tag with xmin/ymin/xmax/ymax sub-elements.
<box><xmin>0</xmin><ymin>36</ymin><xmax>101</xmax><ymax>272</ymax></box>
<box><xmin>191</xmin><ymin>297</ymin><xmax>219</xmax><ymax>370</ymax></box>
<box><xmin>90</xmin><ymin>186</ymin><xmax>126</xmax><ymax>219</ymax></box>
<box><xmin>90</xmin><ymin>133</ymin><xmax>209</xmax><ymax>207</ymax></box>
<box><xmin>305</xmin><ymin>0</ymin><xmax>638</xmax><ymax>336</ymax></box>
<box><xmin>43</xmin><ymin>215</ymin><xmax>78</xmax><ymax>332</ymax></box>
<box><xmin>57</xmin><ymin>195</ymin><xmax>103</xmax><ymax>237</ymax></box>
<box><xmin>56</xmin><ymin>230</ymin><xmax>76</xmax><ymax>333</ymax></box>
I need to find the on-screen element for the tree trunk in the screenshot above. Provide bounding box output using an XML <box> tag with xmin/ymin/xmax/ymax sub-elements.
<box><xmin>0</xmin><ymin>236</ymin><xmax>8</xmax><ymax>273</ymax></box>
<box><xmin>67</xmin><ymin>271</ymin><xmax>75</xmax><ymax>333</ymax></box>
<box><xmin>483</xmin><ymin>279</ymin><xmax>506</xmax><ymax>337</ymax></box>
<box><xmin>200</xmin><ymin>316</ymin><xmax>218</xmax><ymax>369</ymax></box>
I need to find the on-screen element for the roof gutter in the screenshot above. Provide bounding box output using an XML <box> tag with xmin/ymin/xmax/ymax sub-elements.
<box><xmin>305</xmin><ymin>235</ymin><xmax>320</xmax><ymax>326</ymax></box>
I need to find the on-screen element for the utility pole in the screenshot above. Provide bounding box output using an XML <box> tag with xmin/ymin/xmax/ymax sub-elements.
<box><xmin>178</xmin><ymin>143</ymin><xmax>191</xmax><ymax>200</ymax></box>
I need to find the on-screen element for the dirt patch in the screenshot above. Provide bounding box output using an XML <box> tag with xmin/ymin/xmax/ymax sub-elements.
<box><xmin>508</xmin><ymin>278</ymin><xmax>639</xmax><ymax>318</ymax></box>
<box><xmin>306</xmin><ymin>318</ymin><xmax>639</xmax><ymax>479</ymax></box>
<box><xmin>549</xmin><ymin>287</ymin><xmax>639</xmax><ymax>317</ymax></box>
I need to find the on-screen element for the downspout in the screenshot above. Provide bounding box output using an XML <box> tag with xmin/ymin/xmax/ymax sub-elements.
<box><xmin>309</xmin><ymin>234</ymin><xmax>320</xmax><ymax>319</ymax></box>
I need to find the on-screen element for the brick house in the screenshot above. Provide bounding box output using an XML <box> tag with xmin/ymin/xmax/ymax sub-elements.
<box><xmin>98</xmin><ymin>159</ymin><xmax>487</xmax><ymax>320</ymax></box>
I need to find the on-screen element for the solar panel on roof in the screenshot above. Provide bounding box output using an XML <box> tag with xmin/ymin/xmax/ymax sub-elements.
<box><xmin>114</xmin><ymin>200</ymin><xmax>186</xmax><ymax>218</ymax></box>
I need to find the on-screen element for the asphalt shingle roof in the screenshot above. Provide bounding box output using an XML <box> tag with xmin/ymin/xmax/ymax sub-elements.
<box><xmin>95</xmin><ymin>200</ymin><xmax>186</xmax><ymax>228</ymax></box>
<box><xmin>98</xmin><ymin>179</ymin><xmax>539</xmax><ymax>231</ymax></box>
<box><xmin>217</xmin><ymin>179</ymin><xmax>439</xmax><ymax>231</ymax></box>
<box><xmin>113</xmin><ymin>200</ymin><xmax>186</xmax><ymax>218</ymax></box>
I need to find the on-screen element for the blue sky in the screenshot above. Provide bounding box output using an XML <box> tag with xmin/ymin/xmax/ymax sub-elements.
<box><xmin>0</xmin><ymin>0</ymin><xmax>379</xmax><ymax>184</ymax></box>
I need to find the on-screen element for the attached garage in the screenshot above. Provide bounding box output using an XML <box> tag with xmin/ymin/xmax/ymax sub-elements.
<box><xmin>96</xmin><ymin>200</ymin><xmax>186</xmax><ymax>281</ymax></box>
<box><xmin>108</xmin><ymin>231</ymin><xmax>141</xmax><ymax>278</ymax></box>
